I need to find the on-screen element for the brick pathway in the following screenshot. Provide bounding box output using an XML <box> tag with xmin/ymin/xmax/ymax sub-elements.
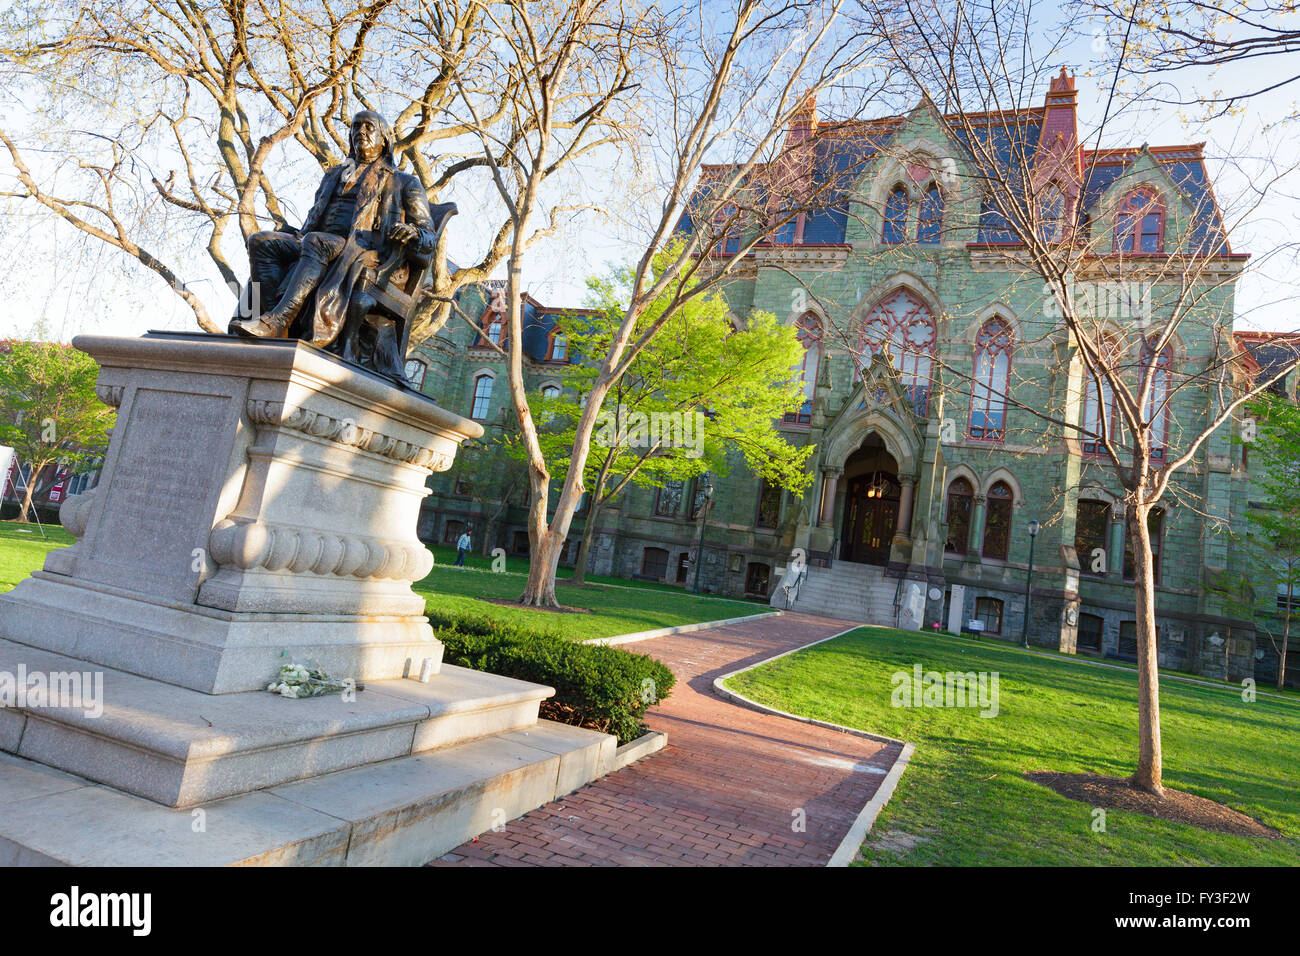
<box><xmin>430</xmin><ymin>612</ymin><xmax>904</xmax><ymax>866</ymax></box>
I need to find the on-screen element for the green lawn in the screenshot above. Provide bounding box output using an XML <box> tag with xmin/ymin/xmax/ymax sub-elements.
<box><xmin>425</xmin><ymin>542</ymin><xmax>760</xmax><ymax>598</ymax></box>
<box><xmin>0</xmin><ymin>522</ymin><xmax>768</xmax><ymax>643</ymax></box>
<box><xmin>725</xmin><ymin>625</ymin><xmax>1300</xmax><ymax>866</ymax></box>
<box><xmin>0</xmin><ymin>522</ymin><xmax>75</xmax><ymax>594</ymax></box>
<box><xmin>414</xmin><ymin>563</ymin><xmax>768</xmax><ymax>642</ymax></box>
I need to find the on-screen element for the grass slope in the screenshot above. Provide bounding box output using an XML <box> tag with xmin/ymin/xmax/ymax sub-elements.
<box><xmin>0</xmin><ymin>522</ymin><xmax>75</xmax><ymax>594</ymax></box>
<box><xmin>414</xmin><ymin>563</ymin><xmax>766</xmax><ymax>642</ymax></box>
<box><xmin>725</xmin><ymin>625</ymin><xmax>1300</xmax><ymax>866</ymax></box>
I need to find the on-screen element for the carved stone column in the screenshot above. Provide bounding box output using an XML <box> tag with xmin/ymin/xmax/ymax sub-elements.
<box><xmin>820</xmin><ymin>467</ymin><xmax>842</xmax><ymax>526</ymax></box>
<box><xmin>968</xmin><ymin>493</ymin><xmax>987</xmax><ymax>557</ymax></box>
<box><xmin>1107</xmin><ymin>500</ymin><xmax>1127</xmax><ymax>578</ymax></box>
<box><xmin>897</xmin><ymin>476</ymin><xmax>916</xmax><ymax>536</ymax></box>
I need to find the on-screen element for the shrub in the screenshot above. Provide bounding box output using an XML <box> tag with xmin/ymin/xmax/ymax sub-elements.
<box><xmin>431</xmin><ymin>609</ymin><xmax>675</xmax><ymax>744</ymax></box>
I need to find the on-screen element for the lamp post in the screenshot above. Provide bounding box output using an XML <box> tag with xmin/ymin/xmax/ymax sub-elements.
<box><xmin>692</xmin><ymin>476</ymin><xmax>715</xmax><ymax>594</ymax></box>
<box><xmin>1022</xmin><ymin>519</ymin><xmax>1040</xmax><ymax>648</ymax></box>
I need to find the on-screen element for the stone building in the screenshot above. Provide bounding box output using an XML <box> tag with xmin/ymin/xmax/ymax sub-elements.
<box><xmin>410</xmin><ymin>72</ymin><xmax>1296</xmax><ymax>684</ymax></box>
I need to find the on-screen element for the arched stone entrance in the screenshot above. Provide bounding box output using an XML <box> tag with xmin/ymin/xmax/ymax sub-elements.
<box><xmin>840</xmin><ymin>435</ymin><xmax>900</xmax><ymax>565</ymax></box>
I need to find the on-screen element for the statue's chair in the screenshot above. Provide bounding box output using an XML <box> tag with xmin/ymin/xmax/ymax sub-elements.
<box><xmin>327</xmin><ymin>201</ymin><xmax>458</xmax><ymax>387</ymax></box>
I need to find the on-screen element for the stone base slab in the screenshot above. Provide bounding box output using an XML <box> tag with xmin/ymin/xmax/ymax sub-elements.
<box><xmin>0</xmin><ymin>718</ymin><xmax>614</xmax><ymax>866</ymax></box>
<box><xmin>0</xmin><ymin>638</ymin><xmax>561</xmax><ymax>807</ymax></box>
<box><xmin>0</xmin><ymin>573</ymin><xmax>442</xmax><ymax>695</ymax></box>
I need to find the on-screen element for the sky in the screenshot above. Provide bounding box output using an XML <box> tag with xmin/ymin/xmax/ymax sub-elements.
<box><xmin>0</xmin><ymin>1</ymin><xmax>1296</xmax><ymax>342</ymax></box>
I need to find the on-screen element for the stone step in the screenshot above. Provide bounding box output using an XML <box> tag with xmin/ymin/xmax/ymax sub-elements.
<box><xmin>0</xmin><ymin>638</ymin><xmax>559</xmax><ymax>808</ymax></box>
<box><xmin>0</xmin><ymin>719</ymin><xmax>614</xmax><ymax>866</ymax></box>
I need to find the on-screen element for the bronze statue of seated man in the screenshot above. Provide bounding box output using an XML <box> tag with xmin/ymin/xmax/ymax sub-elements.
<box><xmin>228</xmin><ymin>110</ymin><xmax>451</xmax><ymax>386</ymax></box>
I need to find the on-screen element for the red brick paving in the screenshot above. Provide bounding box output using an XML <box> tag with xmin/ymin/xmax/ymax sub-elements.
<box><xmin>429</xmin><ymin>612</ymin><xmax>903</xmax><ymax>867</ymax></box>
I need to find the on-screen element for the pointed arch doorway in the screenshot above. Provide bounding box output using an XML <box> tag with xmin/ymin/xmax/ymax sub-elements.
<box><xmin>839</xmin><ymin>435</ymin><xmax>900</xmax><ymax>565</ymax></box>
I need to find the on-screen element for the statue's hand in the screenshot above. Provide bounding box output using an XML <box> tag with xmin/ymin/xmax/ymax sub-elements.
<box><xmin>388</xmin><ymin>222</ymin><xmax>419</xmax><ymax>245</ymax></box>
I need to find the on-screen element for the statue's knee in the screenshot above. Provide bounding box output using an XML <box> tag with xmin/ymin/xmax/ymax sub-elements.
<box><xmin>301</xmin><ymin>232</ymin><xmax>342</xmax><ymax>262</ymax></box>
<box><xmin>247</xmin><ymin>230</ymin><xmax>278</xmax><ymax>253</ymax></box>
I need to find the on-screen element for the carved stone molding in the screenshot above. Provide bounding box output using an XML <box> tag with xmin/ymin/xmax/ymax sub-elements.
<box><xmin>246</xmin><ymin>400</ymin><xmax>455</xmax><ymax>470</ymax></box>
<box><xmin>96</xmin><ymin>385</ymin><xmax>125</xmax><ymax>408</ymax></box>
<box><xmin>754</xmin><ymin>245</ymin><xmax>850</xmax><ymax>272</ymax></box>
<box><xmin>208</xmin><ymin>517</ymin><xmax>435</xmax><ymax>582</ymax></box>
<box><xmin>58</xmin><ymin>488</ymin><xmax>98</xmax><ymax>540</ymax></box>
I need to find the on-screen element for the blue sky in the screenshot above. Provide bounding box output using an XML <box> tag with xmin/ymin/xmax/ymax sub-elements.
<box><xmin>0</xmin><ymin>1</ymin><xmax>1295</xmax><ymax>341</ymax></box>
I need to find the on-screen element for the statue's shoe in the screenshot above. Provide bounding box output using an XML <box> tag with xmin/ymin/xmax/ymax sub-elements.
<box><xmin>230</xmin><ymin>315</ymin><xmax>286</xmax><ymax>339</ymax></box>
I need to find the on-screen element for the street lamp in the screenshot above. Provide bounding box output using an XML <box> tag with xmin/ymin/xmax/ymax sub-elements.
<box><xmin>1022</xmin><ymin>519</ymin><xmax>1040</xmax><ymax>648</ymax></box>
<box><xmin>691</xmin><ymin>476</ymin><xmax>715</xmax><ymax>594</ymax></box>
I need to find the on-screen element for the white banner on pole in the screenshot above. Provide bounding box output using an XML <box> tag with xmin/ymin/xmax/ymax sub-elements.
<box><xmin>0</xmin><ymin>445</ymin><xmax>15</xmax><ymax>499</ymax></box>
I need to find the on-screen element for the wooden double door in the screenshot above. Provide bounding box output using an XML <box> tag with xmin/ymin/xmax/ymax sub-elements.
<box><xmin>840</xmin><ymin>471</ymin><xmax>900</xmax><ymax>565</ymax></box>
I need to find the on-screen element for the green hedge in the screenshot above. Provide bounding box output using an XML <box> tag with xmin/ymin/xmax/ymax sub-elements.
<box><xmin>428</xmin><ymin>608</ymin><xmax>675</xmax><ymax>744</ymax></box>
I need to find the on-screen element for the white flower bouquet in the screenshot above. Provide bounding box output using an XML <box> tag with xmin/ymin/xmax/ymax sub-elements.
<box><xmin>266</xmin><ymin>663</ymin><xmax>359</xmax><ymax>699</ymax></box>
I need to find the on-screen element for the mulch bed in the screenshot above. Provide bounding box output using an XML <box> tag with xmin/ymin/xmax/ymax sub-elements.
<box><xmin>1025</xmin><ymin>771</ymin><xmax>1279</xmax><ymax>838</ymax></box>
<box><xmin>482</xmin><ymin>598</ymin><xmax>592</xmax><ymax>615</ymax></box>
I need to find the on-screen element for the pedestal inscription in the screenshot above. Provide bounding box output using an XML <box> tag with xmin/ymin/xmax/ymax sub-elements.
<box><xmin>91</xmin><ymin>389</ymin><xmax>231</xmax><ymax>598</ymax></box>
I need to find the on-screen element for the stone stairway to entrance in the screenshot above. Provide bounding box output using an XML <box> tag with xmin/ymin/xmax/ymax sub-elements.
<box><xmin>773</xmin><ymin>560</ymin><xmax>900</xmax><ymax>626</ymax></box>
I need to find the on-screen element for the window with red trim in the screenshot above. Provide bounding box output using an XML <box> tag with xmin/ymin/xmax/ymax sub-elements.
<box><xmin>859</xmin><ymin>288</ymin><xmax>936</xmax><ymax>414</ymax></box>
<box><xmin>470</xmin><ymin>374</ymin><xmax>494</xmax><ymax>420</ymax></box>
<box><xmin>969</xmin><ymin>318</ymin><xmax>1013</xmax><ymax>441</ymax></box>
<box><xmin>1116</xmin><ymin>188</ymin><xmax>1164</xmax><ymax>253</ymax></box>
<box><xmin>784</xmin><ymin>312</ymin><xmax>822</xmax><ymax>425</ymax></box>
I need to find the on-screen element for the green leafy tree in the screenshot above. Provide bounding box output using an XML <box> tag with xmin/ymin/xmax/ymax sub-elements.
<box><xmin>1226</xmin><ymin>392</ymin><xmax>1300</xmax><ymax>688</ymax></box>
<box><xmin>538</xmin><ymin>265</ymin><xmax>814</xmax><ymax>587</ymax></box>
<box><xmin>447</xmin><ymin>408</ymin><xmax>530</xmax><ymax>558</ymax></box>
<box><xmin>0</xmin><ymin>336</ymin><xmax>115</xmax><ymax>522</ymax></box>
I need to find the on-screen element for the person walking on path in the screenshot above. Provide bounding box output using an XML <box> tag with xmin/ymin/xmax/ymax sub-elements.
<box><xmin>455</xmin><ymin>528</ymin><xmax>472</xmax><ymax>567</ymax></box>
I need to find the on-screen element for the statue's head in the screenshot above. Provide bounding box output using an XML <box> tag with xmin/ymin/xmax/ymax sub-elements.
<box><xmin>349</xmin><ymin>110</ymin><xmax>395</xmax><ymax>164</ymax></box>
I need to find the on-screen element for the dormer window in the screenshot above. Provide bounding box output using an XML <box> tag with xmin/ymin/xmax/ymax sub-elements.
<box><xmin>486</xmin><ymin>315</ymin><xmax>503</xmax><ymax>345</ymax></box>
<box><xmin>549</xmin><ymin>333</ymin><xmax>568</xmax><ymax>362</ymax></box>
<box><xmin>1038</xmin><ymin>183</ymin><xmax>1065</xmax><ymax>242</ymax></box>
<box><xmin>1116</xmin><ymin>188</ymin><xmax>1164</xmax><ymax>253</ymax></box>
<box><xmin>713</xmin><ymin>202</ymin><xmax>741</xmax><ymax>254</ymax></box>
<box><xmin>882</xmin><ymin>186</ymin><xmax>908</xmax><ymax>244</ymax></box>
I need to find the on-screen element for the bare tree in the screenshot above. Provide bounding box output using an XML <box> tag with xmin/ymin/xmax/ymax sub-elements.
<box><xmin>851</xmin><ymin>0</ymin><xmax>1300</xmax><ymax>794</ymax></box>
<box><xmin>1079</xmin><ymin>0</ymin><xmax>1300</xmax><ymax>115</ymax></box>
<box><xmin>456</xmin><ymin>0</ymin><xmax>893</xmax><ymax>605</ymax></box>
<box><xmin>0</xmin><ymin>1</ymin><xmax>622</xmax><ymax>340</ymax></box>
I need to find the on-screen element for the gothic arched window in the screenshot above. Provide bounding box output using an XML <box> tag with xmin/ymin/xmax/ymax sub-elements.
<box><xmin>470</xmin><ymin>374</ymin><xmax>494</xmax><ymax>420</ymax></box>
<box><xmin>859</xmin><ymin>288</ymin><xmax>937</xmax><ymax>414</ymax></box>
<box><xmin>917</xmin><ymin>184</ymin><xmax>943</xmax><ymax>243</ymax></box>
<box><xmin>945</xmin><ymin>478</ymin><xmax>974</xmax><ymax>554</ymax></box>
<box><xmin>982</xmin><ymin>481</ymin><xmax>1014</xmax><ymax>560</ymax></box>
<box><xmin>969</xmin><ymin>318</ymin><xmax>1014</xmax><ymax>441</ymax></box>
<box><xmin>1142</xmin><ymin>339</ymin><xmax>1173</xmax><ymax>459</ymax></box>
<box><xmin>784</xmin><ymin>312</ymin><xmax>823</xmax><ymax>425</ymax></box>
<box><xmin>1082</xmin><ymin>336</ymin><xmax>1121</xmax><ymax>456</ymax></box>
<box><xmin>882</xmin><ymin>186</ymin><xmax>909</xmax><ymax>244</ymax></box>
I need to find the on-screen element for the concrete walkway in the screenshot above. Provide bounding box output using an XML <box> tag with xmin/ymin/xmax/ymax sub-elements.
<box><xmin>429</xmin><ymin>612</ymin><xmax>902</xmax><ymax>866</ymax></box>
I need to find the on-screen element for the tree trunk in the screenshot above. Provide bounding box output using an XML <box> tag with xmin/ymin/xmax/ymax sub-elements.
<box><xmin>1129</xmin><ymin>500</ymin><xmax>1164</xmax><ymax>796</ymax></box>
<box><xmin>570</xmin><ymin>499</ymin><xmax>602</xmax><ymax>587</ymax></box>
<box><xmin>520</xmin><ymin>527</ymin><xmax>564</xmax><ymax>607</ymax></box>
<box><xmin>1280</xmin><ymin>581</ymin><xmax>1291</xmax><ymax>690</ymax></box>
<box><xmin>14</xmin><ymin>458</ymin><xmax>51</xmax><ymax>523</ymax></box>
